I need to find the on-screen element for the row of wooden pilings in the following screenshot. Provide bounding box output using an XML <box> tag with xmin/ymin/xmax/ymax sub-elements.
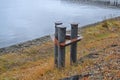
<box><xmin>112</xmin><ymin>0</ymin><xmax>120</xmax><ymax>6</ymax></box>
<box><xmin>54</xmin><ymin>22</ymin><xmax>82</xmax><ymax>68</ymax></box>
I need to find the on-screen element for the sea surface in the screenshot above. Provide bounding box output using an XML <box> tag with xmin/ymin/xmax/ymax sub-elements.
<box><xmin>0</xmin><ymin>0</ymin><xmax>120</xmax><ymax>48</ymax></box>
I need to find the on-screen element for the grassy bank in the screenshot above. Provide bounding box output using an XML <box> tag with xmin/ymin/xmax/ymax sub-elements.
<box><xmin>0</xmin><ymin>18</ymin><xmax>120</xmax><ymax>80</ymax></box>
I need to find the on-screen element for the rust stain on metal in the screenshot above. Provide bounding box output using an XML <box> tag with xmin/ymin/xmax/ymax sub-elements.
<box><xmin>54</xmin><ymin>34</ymin><xmax>82</xmax><ymax>47</ymax></box>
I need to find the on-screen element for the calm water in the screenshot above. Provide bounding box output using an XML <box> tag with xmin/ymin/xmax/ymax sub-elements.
<box><xmin>0</xmin><ymin>0</ymin><xmax>120</xmax><ymax>48</ymax></box>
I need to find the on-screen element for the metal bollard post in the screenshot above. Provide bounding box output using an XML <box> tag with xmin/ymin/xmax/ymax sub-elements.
<box><xmin>58</xmin><ymin>26</ymin><xmax>66</xmax><ymax>68</ymax></box>
<box><xmin>54</xmin><ymin>22</ymin><xmax>62</xmax><ymax>67</ymax></box>
<box><xmin>70</xmin><ymin>23</ymin><xmax>78</xmax><ymax>65</ymax></box>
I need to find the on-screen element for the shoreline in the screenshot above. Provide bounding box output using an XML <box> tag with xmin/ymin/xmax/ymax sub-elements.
<box><xmin>0</xmin><ymin>16</ymin><xmax>120</xmax><ymax>54</ymax></box>
<box><xmin>0</xmin><ymin>35</ymin><xmax>51</xmax><ymax>54</ymax></box>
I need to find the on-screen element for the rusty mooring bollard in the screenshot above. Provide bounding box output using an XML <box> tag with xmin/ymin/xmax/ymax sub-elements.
<box><xmin>54</xmin><ymin>22</ymin><xmax>82</xmax><ymax>68</ymax></box>
<box><xmin>54</xmin><ymin>22</ymin><xmax>63</xmax><ymax>67</ymax></box>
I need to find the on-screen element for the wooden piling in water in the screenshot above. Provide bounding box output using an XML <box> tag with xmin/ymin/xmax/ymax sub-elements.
<box><xmin>70</xmin><ymin>23</ymin><xmax>78</xmax><ymax>65</ymax></box>
<box><xmin>54</xmin><ymin>22</ymin><xmax>62</xmax><ymax>67</ymax></box>
<box><xmin>58</xmin><ymin>26</ymin><xmax>66</xmax><ymax>68</ymax></box>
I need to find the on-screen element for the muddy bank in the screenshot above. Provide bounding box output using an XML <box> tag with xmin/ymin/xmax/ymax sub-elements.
<box><xmin>0</xmin><ymin>16</ymin><xmax>120</xmax><ymax>54</ymax></box>
<box><xmin>0</xmin><ymin>35</ymin><xmax>51</xmax><ymax>54</ymax></box>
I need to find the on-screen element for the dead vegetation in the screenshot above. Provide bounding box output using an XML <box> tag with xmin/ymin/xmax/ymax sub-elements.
<box><xmin>0</xmin><ymin>18</ymin><xmax>120</xmax><ymax>80</ymax></box>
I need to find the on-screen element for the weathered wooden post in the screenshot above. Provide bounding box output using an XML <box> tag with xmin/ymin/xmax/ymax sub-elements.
<box><xmin>70</xmin><ymin>23</ymin><xmax>78</xmax><ymax>65</ymax></box>
<box><xmin>58</xmin><ymin>26</ymin><xmax>66</xmax><ymax>68</ymax></box>
<box><xmin>54</xmin><ymin>22</ymin><xmax>62</xmax><ymax>67</ymax></box>
<box><xmin>116</xmin><ymin>0</ymin><xmax>118</xmax><ymax>6</ymax></box>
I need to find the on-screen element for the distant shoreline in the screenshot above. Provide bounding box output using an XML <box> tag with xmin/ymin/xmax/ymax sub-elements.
<box><xmin>0</xmin><ymin>16</ymin><xmax>120</xmax><ymax>54</ymax></box>
<box><xmin>63</xmin><ymin>0</ymin><xmax>120</xmax><ymax>9</ymax></box>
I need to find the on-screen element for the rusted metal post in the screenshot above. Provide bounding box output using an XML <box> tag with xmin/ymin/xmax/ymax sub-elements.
<box><xmin>70</xmin><ymin>23</ymin><xmax>78</xmax><ymax>65</ymax></box>
<box><xmin>54</xmin><ymin>22</ymin><xmax>62</xmax><ymax>67</ymax></box>
<box><xmin>58</xmin><ymin>26</ymin><xmax>66</xmax><ymax>68</ymax></box>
